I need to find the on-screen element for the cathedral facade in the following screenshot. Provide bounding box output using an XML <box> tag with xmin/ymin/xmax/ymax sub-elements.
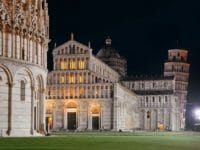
<box><xmin>0</xmin><ymin>0</ymin><xmax>49</xmax><ymax>136</ymax></box>
<box><xmin>46</xmin><ymin>35</ymin><xmax>189</xmax><ymax>132</ymax></box>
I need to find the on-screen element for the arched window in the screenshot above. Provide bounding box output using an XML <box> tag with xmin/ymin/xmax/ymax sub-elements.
<box><xmin>165</xmin><ymin>96</ymin><xmax>168</xmax><ymax>102</ymax></box>
<box><xmin>159</xmin><ymin>96</ymin><xmax>161</xmax><ymax>102</ymax></box>
<box><xmin>22</xmin><ymin>48</ymin><xmax>25</xmax><ymax>60</ymax></box>
<box><xmin>164</xmin><ymin>82</ymin><xmax>167</xmax><ymax>87</ymax></box>
<box><xmin>48</xmin><ymin>90</ymin><xmax>51</xmax><ymax>96</ymax></box>
<box><xmin>146</xmin><ymin>97</ymin><xmax>148</xmax><ymax>103</ymax></box>
<box><xmin>20</xmin><ymin>80</ymin><xmax>25</xmax><ymax>101</ymax></box>
<box><xmin>69</xmin><ymin>74</ymin><xmax>75</xmax><ymax>83</ymax></box>
<box><xmin>152</xmin><ymin>97</ymin><xmax>155</xmax><ymax>102</ymax></box>
<box><xmin>78</xmin><ymin>60</ymin><xmax>85</xmax><ymax>69</ymax></box>
<box><xmin>60</xmin><ymin>75</ymin><xmax>65</xmax><ymax>83</ymax></box>
<box><xmin>147</xmin><ymin>111</ymin><xmax>150</xmax><ymax>119</ymax></box>
<box><xmin>79</xmin><ymin>74</ymin><xmax>83</xmax><ymax>83</ymax></box>
<box><xmin>153</xmin><ymin>82</ymin><xmax>156</xmax><ymax>88</ymax></box>
<box><xmin>132</xmin><ymin>83</ymin><xmax>135</xmax><ymax>89</ymax></box>
<box><xmin>142</xmin><ymin>83</ymin><xmax>145</xmax><ymax>88</ymax></box>
<box><xmin>60</xmin><ymin>60</ymin><xmax>65</xmax><ymax>70</ymax></box>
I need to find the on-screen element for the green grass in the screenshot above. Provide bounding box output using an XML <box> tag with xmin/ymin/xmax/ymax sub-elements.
<box><xmin>0</xmin><ymin>132</ymin><xmax>200</xmax><ymax>150</ymax></box>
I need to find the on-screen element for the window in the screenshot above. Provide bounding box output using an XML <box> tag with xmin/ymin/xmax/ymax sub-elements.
<box><xmin>79</xmin><ymin>87</ymin><xmax>84</xmax><ymax>97</ymax></box>
<box><xmin>60</xmin><ymin>61</ymin><xmax>65</xmax><ymax>70</ymax></box>
<box><xmin>70</xmin><ymin>87</ymin><xmax>74</xmax><ymax>96</ymax></box>
<box><xmin>48</xmin><ymin>90</ymin><xmax>51</xmax><ymax>96</ymax></box>
<box><xmin>16</xmin><ymin>35</ymin><xmax>20</xmax><ymax>58</ymax></box>
<box><xmin>153</xmin><ymin>82</ymin><xmax>156</xmax><ymax>88</ymax></box>
<box><xmin>60</xmin><ymin>75</ymin><xmax>64</xmax><ymax>83</ymax></box>
<box><xmin>165</xmin><ymin>96</ymin><xmax>168</xmax><ymax>102</ymax></box>
<box><xmin>69</xmin><ymin>74</ymin><xmax>75</xmax><ymax>83</ymax></box>
<box><xmin>78</xmin><ymin>60</ymin><xmax>85</xmax><ymax>69</ymax></box>
<box><xmin>69</xmin><ymin>45</ymin><xmax>75</xmax><ymax>54</ymax></box>
<box><xmin>142</xmin><ymin>83</ymin><xmax>145</xmax><ymax>88</ymax></box>
<box><xmin>20</xmin><ymin>80</ymin><xmax>25</xmax><ymax>101</ymax></box>
<box><xmin>159</xmin><ymin>96</ymin><xmax>161</xmax><ymax>102</ymax></box>
<box><xmin>132</xmin><ymin>83</ymin><xmax>135</xmax><ymax>89</ymax></box>
<box><xmin>79</xmin><ymin>75</ymin><xmax>83</xmax><ymax>83</ymax></box>
<box><xmin>146</xmin><ymin>97</ymin><xmax>148</xmax><ymax>103</ymax></box>
<box><xmin>69</xmin><ymin>60</ymin><xmax>76</xmax><ymax>69</ymax></box>
<box><xmin>164</xmin><ymin>82</ymin><xmax>167</xmax><ymax>87</ymax></box>
<box><xmin>147</xmin><ymin>111</ymin><xmax>150</xmax><ymax>119</ymax></box>
<box><xmin>22</xmin><ymin>48</ymin><xmax>25</xmax><ymax>60</ymax></box>
<box><xmin>152</xmin><ymin>97</ymin><xmax>155</xmax><ymax>102</ymax></box>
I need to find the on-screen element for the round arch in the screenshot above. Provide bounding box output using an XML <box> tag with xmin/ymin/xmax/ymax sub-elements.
<box><xmin>0</xmin><ymin>64</ymin><xmax>13</xmax><ymax>84</ymax></box>
<box><xmin>0</xmin><ymin>64</ymin><xmax>13</xmax><ymax>135</ymax></box>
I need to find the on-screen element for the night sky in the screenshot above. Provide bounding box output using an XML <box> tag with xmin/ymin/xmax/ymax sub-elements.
<box><xmin>47</xmin><ymin>0</ymin><xmax>200</xmax><ymax>104</ymax></box>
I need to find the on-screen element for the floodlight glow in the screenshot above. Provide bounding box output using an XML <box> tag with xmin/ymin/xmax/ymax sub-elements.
<box><xmin>194</xmin><ymin>109</ymin><xmax>200</xmax><ymax>120</ymax></box>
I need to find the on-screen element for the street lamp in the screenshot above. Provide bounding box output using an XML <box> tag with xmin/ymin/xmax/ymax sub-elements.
<box><xmin>194</xmin><ymin>108</ymin><xmax>200</xmax><ymax>120</ymax></box>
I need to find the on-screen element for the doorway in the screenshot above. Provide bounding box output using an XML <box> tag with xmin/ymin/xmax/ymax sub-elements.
<box><xmin>92</xmin><ymin>116</ymin><xmax>99</xmax><ymax>130</ymax></box>
<box><xmin>67</xmin><ymin>112</ymin><xmax>76</xmax><ymax>130</ymax></box>
<box><xmin>46</xmin><ymin>116</ymin><xmax>53</xmax><ymax>132</ymax></box>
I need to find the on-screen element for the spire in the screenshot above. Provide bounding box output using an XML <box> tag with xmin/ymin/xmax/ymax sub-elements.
<box><xmin>71</xmin><ymin>32</ymin><xmax>74</xmax><ymax>41</ymax></box>
<box><xmin>88</xmin><ymin>41</ymin><xmax>91</xmax><ymax>49</ymax></box>
<box><xmin>105</xmin><ymin>36</ymin><xmax>112</xmax><ymax>46</ymax></box>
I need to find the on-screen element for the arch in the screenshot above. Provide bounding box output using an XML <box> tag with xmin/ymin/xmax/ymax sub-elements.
<box><xmin>91</xmin><ymin>106</ymin><xmax>100</xmax><ymax>114</ymax></box>
<box><xmin>13</xmin><ymin>67</ymin><xmax>35</xmax><ymax>88</ymax></box>
<box><xmin>0</xmin><ymin>64</ymin><xmax>13</xmax><ymax>84</ymax></box>
<box><xmin>67</xmin><ymin>102</ymin><xmax>77</xmax><ymax>108</ymax></box>
<box><xmin>0</xmin><ymin>64</ymin><xmax>13</xmax><ymax>135</ymax></box>
<box><xmin>90</xmin><ymin>103</ymin><xmax>101</xmax><ymax>130</ymax></box>
<box><xmin>34</xmin><ymin>74</ymin><xmax>45</xmax><ymax>133</ymax></box>
<box><xmin>36</xmin><ymin>74</ymin><xmax>45</xmax><ymax>90</ymax></box>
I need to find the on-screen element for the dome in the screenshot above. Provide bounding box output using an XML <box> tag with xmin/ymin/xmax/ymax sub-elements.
<box><xmin>96</xmin><ymin>37</ymin><xmax>121</xmax><ymax>58</ymax></box>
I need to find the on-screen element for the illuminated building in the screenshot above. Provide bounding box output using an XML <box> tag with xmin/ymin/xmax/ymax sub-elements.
<box><xmin>46</xmin><ymin>34</ymin><xmax>189</xmax><ymax>131</ymax></box>
<box><xmin>0</xmin><ymin>0</ymin><xmax>49</xmax><ymax>136</ymax></box>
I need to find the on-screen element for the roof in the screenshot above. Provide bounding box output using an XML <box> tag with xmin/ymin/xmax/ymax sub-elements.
<box><xmin>134</xmin><ymin>90</ymin><xmax>174</xmax><ymax>95</ymax></box>
<box><xmin>122</xmin><ymin>75</ymin><xmax>174</xmax><ymax>81</ymax></box>
<box><xmin>96</xmin><ymin>37</ymin><xmax>121</xmax><ymax>59</ymax></box>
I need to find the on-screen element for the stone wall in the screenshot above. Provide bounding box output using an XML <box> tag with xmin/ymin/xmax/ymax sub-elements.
<box><xmin>113</xmin><ymin>83</ymin><xmax>139</xmax><ymax>131</ymax></box>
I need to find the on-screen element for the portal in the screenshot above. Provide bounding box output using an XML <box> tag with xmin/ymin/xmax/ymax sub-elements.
<box><xmin>92</xmin><ymin>116</ymin><xmax>99</xmax><ymax>130</ymax></box>
<box><xmin>67</xmin><ymin>112</ymin><xmax>76</xmax><ymax>130</ymax></box>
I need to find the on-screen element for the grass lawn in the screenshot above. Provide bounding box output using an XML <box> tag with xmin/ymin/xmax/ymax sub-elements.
<box><xmin>0</xmin><ymin>132</ymin><xmax>200</xmax><ymax>150</ymax></box>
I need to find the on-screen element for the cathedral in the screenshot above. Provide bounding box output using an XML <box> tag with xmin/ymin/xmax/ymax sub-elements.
<box><xmin>0</xmin><ymin>0</ymin><xmax>49</xmax><ymax>136</ymax></box>
<box><xmin>46</xmin><ymin>34</ymin><xmax>189</xmax><ymax>132</ymax></box>
<box><xmin>0</xmin><ymin>0</ymin><xmax>190</xmax><ymax>137</ymax></box>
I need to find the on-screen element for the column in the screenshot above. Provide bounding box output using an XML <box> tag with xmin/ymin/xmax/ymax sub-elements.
<box><xmin>0</xmin><ymin>29</ymin><xmax>2</xmax><ymax>56</ymax></box>
<box><xmin>7</xmin><ymin>82</ymin><xmax>13</xmax><ymax>135</ymax></box>
<box><xmin>85</xmin><ymin>85</ymin><xmax>88</xmax><ymax>98</ymax></box>
<box><xmin>2</xmin><ymin>27</ymin><xmax>6</xmax><ymax>57</ymax></box>
<box><xmin>41</xmin><ymin>89</ymin><xmax>46</xmax><ymax>133</ymax></box>
<box><xmin>11</xmin><ymin>30</ymin><xmax>15</xmax><ymax>58</ymax></box>
<box><xmin>30</xmin><ymin>86</ymin><xmax>35</xmax><ymax>135</ymax></box>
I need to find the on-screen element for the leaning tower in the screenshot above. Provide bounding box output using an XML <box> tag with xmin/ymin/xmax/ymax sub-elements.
<box><xmin>0</xmin><ymin>0</ymin><xmax>49</xmax><ymax>136</ymax></box>
<box><xmin>164</xmin><ymin>49</ymin><xmax>190</xmax><ymax>130</ymax></box>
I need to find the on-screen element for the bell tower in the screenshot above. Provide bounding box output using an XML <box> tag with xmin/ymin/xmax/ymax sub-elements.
<box><xmin>164</xmin><ymin>49</ymin><xmax>190</xmax><ymax>130</ymax></box>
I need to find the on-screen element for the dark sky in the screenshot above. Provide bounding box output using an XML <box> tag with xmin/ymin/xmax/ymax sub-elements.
<box><xmin>47</xmin><ymin>0</ymin><xmax>200</xmax><ymax>104</ymax></box>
